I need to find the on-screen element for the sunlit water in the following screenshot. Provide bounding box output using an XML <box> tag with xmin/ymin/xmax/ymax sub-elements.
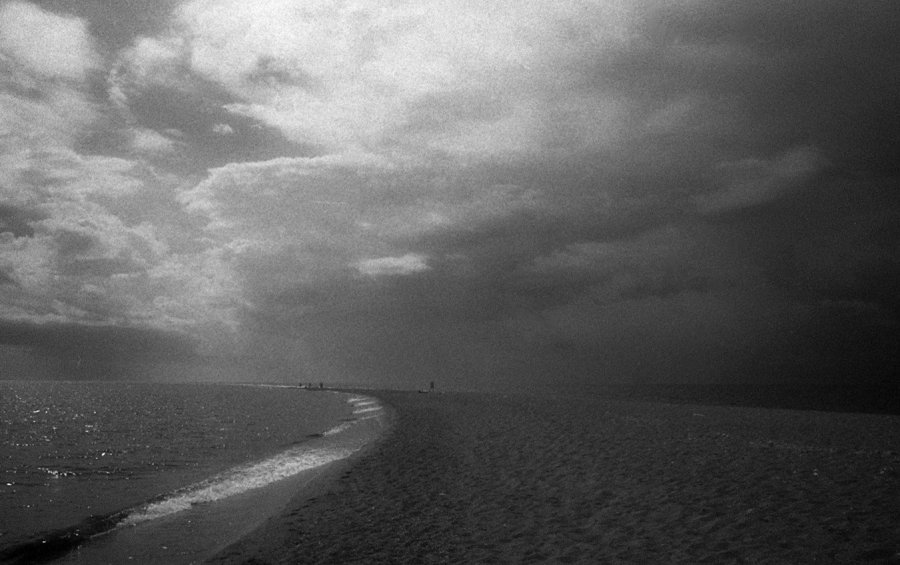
<box><xmin>0</xmin><ymin>381</ymin><xmax>354</xmax><ymax>549</ymax></box>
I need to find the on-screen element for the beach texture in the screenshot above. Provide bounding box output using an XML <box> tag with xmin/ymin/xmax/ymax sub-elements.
<box><xmin>210</xmin><ymin>391</ymin><xmax>900</xmax><ymax>564</ymax></box>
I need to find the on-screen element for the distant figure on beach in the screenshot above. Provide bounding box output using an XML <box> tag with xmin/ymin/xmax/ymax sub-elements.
<box><xmin>319</xmin><ymin>382</ymin><xmax>324</xmax><ymax>389</ymax></box>
<box><xmin>430</xmin><ymin>381</ymin><xmax>435</xmax><ymax>391</ymax></box>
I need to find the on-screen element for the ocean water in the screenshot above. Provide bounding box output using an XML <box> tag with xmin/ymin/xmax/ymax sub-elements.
<box><xmin>0</xmin><ymin>381</ymin><xmax>387</xmax><ymax>563</ymax></box>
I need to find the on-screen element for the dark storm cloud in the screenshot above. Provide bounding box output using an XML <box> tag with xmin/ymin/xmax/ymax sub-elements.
<box><xmin>404</xmin><ymin>90</ymin><xmax>508</xmax><ymax>134</ymax></box>
<box><xmin>595</xmin><ymin>0</ymin><xmax>900</xmax><ymax>171</ymax></box>
<box><xmin>52</xmin><ymin>228</ymin><xmax>97</xmax><ymax>255</ymax></box>
<box><xmin>0</xmin><ymin>319</ymin><xmax>198</xmax><ymax>364</ymax></box>
<box><xmin>720</xmin><ymin>297</ymin><xmax>900</xmax><ymax>387</ymax></box>
<box><xmin>707</xmin><ymin>174</ymin><xmax>900</xmax><ymax>309</ymax></box>
<box><xmin>0</xmin><ymin>204</ymin><xmax>44</xmax><ymax>238</ymax></box>
<box><xmin>4</xmin><ymin>0</ymin><xmax>899</xmax><ymax>390</ymax></box>
<box><xmin>197</xmin><ymin>0</ymin><xmax>899</xmax><ymax>390</ymax></box>
<box><xmin>104</xmin><ymin>82</ymin><xmax>304</xmax><ymax>169</ymax></box>
<box><xmin>0</xmin><ymin>270</ymin><xmax>17</xmax><ymax>286</ymax></box>
<box><xmin>32</xmin><ymin>0</ymin><xmax>183</xmax><ymax>50</ymax></box>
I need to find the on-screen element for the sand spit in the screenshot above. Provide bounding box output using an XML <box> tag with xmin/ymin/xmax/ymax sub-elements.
<box><xmin>210</xmin><ymin>392</ymin><xmax>900</xmax><ymax>564</ymax></box>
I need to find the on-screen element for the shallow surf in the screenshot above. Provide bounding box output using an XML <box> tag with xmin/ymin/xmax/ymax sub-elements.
<box><xmin>0</xmin><ymin>382</ymin><xmax>390</xmax><ymax>564</ymax></box>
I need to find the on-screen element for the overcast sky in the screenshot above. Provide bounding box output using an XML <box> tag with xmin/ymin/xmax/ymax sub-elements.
<box><xmin>1</xmin><ymin>0</ymin><xmax>898</xmax><ymax>389</ymax></box>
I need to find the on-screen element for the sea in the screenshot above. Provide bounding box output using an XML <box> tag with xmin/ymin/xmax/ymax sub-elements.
<box><xmin>0</xmin><ymin>380</ymin><xmax>388</xmax><ymax>564</ymax></box>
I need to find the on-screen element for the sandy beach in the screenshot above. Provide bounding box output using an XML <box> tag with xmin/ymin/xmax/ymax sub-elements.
<box><xmin>210</xmin><ymin>391</ymin><xmax>900</xmax><ymax>564</ymax></box>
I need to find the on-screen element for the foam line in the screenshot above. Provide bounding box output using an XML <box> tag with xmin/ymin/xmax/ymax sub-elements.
<box><xmin>322</xmin><ymin>421</ymin><xmax>355</xmax><ymax>437</ymax></box>
<box><xmin>120</xmin><ymin>446</ymin><xmax>353</xmax><ymax>527</ymax></box>
<box><xmin>119</xmin><ymin>393</ymin><xmax>385</xmax><ymax>526</ymax></box>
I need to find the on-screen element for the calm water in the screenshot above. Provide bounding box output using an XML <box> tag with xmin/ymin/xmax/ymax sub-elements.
<box><xmin>0</xmin><ymin>381</ymin><xmax>355</xmax><ymax>550</ymax></box>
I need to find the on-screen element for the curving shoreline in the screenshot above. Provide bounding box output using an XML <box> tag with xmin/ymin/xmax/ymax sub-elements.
<box><xmin>209</xmin><ymin>391</ymin><xmax>900</xmax><ymax>564</ymax></box>
<box><xmin>16</xmin><ymin>392</ymin><xmax>394</xmax><ymax>565</ymax></box>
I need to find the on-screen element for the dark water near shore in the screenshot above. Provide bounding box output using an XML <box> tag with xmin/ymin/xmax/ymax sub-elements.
<box><xmin>0</xmin><ymin>381</ymin><xmax>356</xmax><ymax>558</ymax></box>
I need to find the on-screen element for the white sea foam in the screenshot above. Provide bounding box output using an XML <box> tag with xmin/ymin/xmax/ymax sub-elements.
<box><xmin>322</xmin><ymin>421</ymin><xmax>355</xmax><ymax>437</ymax></box>
<box><xmin>120</xmin><ymin>445</ymin><xmax>353</xmax><ymax>526</ymax></box>
<box><xmin>351</xmin><ymin>400</ymin><xmax>378</xmax><ymax>408</ymax></box>
<box><xmin>116</xmin><ymin>392</ymin><xmax>385</xmax><ymax>529</ymax></box>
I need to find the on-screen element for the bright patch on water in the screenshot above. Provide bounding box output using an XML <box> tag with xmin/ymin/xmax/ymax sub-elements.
<box><xmin>1</xmin><ymin>389</ymin><xmax>390</xmax><ymax>565</ymax></box>
<box><xmin>0</xmin><ymin>382</ymin><xmax>353</xmax><ymax>543</ymax></box>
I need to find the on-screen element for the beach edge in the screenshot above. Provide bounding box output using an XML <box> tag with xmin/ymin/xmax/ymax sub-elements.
<box><xmin>205</xmin><ymin>390</ymin><xmax>397</xmax><ymax>564</ymax></box>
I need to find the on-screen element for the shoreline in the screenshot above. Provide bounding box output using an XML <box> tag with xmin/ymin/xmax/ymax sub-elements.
<box><xmin>0</xmin><ymin>391</ymin><xmax>393</xmax><ymax>565</ymax></box>
<box><xmin>209</xmin><ymin>390</ymin><xmax>900</xmax><ymax>564</ymax></box>
<box><xmin>76</xmin><ymin>393</ymin><xmax>393</xmax><ymax>565</ymax></box>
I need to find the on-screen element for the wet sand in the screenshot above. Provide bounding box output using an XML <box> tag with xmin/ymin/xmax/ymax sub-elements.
<box><xmin>210</xmin><ymin>391</ymin><xmax>900</xmax><ymax>564</ymax></box>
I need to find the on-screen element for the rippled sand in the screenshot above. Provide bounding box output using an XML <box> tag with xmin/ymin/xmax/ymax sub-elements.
<box><xmin>210</xmin><ymin>392</ymin><xmax>900</xmax><ymax>564</ymax></box>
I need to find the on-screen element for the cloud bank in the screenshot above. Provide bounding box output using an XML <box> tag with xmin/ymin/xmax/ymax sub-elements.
<box><xmin>1</xmin><ymin>0</ymin><xmax>899</xmax><ymax>388</ymax></box>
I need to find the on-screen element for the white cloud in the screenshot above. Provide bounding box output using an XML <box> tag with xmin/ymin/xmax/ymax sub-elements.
<box><xmin>0</xmin><ymin>148</ymin><xmax>146</xmax><ymax>199</ymax></box>
<box><xmin>0</xmin><ymin>144</ymin><xmax>241</xmax><ymax>348</ymax></box>
<box><xmin>181</xmin><ymin>154</ymin><xmax>537</xmax><ymax>247</ymax></box>
<box><xmin>107</xmin><ymin>35</ymin><xmax>193</xmax><ymax>115</ymax></box>
<box><xmin>355</xmin><ymin>254</ymin><xmax>430</xmax><ymax>277</ymax></box>
<box><xmin>123</xmin><ymin>0</ymin><xmax>642</xmax><ymax>160</ymax></box>
<box><xmin>144</xmin><ymin>247</ymin><xmax>246</xmax><ymax>342</ymax></box>
<box><xmin>111</xmin><ymin>35</ymin><xmax>187</xmax><ymax>98</ymax></box>
<box><xmin>0</xmin><ymin>19</ymin><xmax>100</xmax><ymax>151</ymax></box>
<box><xmin>179</xmin><ymin>154</ymin><xmax>412</xmax><ymax>274</ymax></box>
<box><xmin>0</xmin><ymin>2</ymin><xmax>100</xmax><ymax>81</ymax></box>
<box><xmin>177</xmin><ymin>151</ymin><xmax>542</xmax><ymax>303</ymax></box>
<box><xmin>0</xmin><ymin>189</ymin><xmax>242</xmax><ymax>343</ymax></box>
<box><xmin>132</xmin><ymin>128</ymin><xmax>176</xmax><ymax>153</ymax></box>
<box><xmin>0</xmin><ymin>78</ymin><xmax>99</xmax><ymax>149</ymax></box>
<box><xmin>126</xmin><ymin>36</ymin><xmax>184</xmax><ymax>74</ymax></box>
<box><xmin>212</xmin><ymin>123</ymin><xmax>235</xmax><ymax>135</ymax></box>
<box><xmin>0</xmin><ymin>3</ymin><xmax>246</xmax><ymax>351</ymax></box>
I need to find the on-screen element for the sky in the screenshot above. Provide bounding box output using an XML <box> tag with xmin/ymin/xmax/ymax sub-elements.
<box><xmin>1</xmin><ymin>0</ymin><xmax>898</xmax><ymax>390</ymax></box>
